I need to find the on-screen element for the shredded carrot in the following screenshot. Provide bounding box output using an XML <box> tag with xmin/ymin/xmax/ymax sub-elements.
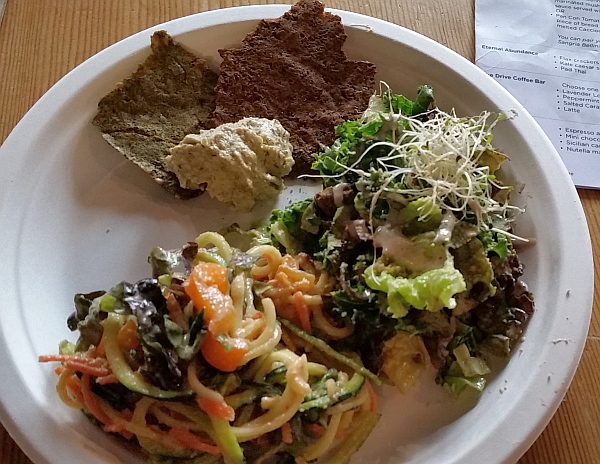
<box><xmin>81</xmin><ymin>375</ymin><xmax>133</xmax><ymax>439</ymax></box>
<box><xmin>117</xmin><ymin>318</ymin><xmax>140</xmax><ymax>351</ymax></box>
<box><xmin>335</xmin><ymin>429</ymin><xmax>349</xmax><ymax>440</ymax></box>
<box><xmin>197</xmin><ymin>397</ymin><xmax>235</xmax><ymax>422</ymax></box>
<box><xmin>280</xmin><ymin>328</ymin><xmax>298</xmax><ymax>352</ymax></box>
<box><xmin>54</xmin><ymin>365</ymin><xmax>64</xmax><ymax>376</ymax></box>
<box><xmin>66</xmin><ymin>360</ymin><xmax>110</xmax><ymax>377</ymax></box>
<box><xmin>293</xmin><ymin>291</ymin><xmax>312</xmax><ymax>333</ymax></box>
<box><xmin>39</xmin><ymin>354</ymin><xmax>105</xmax><ymax>366</ymax></box>
<box><xmin>272</xmin><ymin>302</ymin><xmax>300</xmax><ymax>327</ymax></box>
<box><xmin>366</xmin><ymin>380</ymin><xmax>377</xmax><ymax>412</ymax></box>
<box><xmin>94</xmin><ymin>335</ymin><xmax>106</xmax><ymax>357</ymax></box>
<box><xmin>121</xmin><ymin>409</ymin><xmax>134</xmax><ymax>421</ymax></box>
<box><xmin>281</xmin><ymin>421</ymin><xmax>293</xmax><ymax>444</ymax></box>
<box><xmin>306</xmin><ymin>422</ymin><xmax>325</xmax><ymax>437</ymax></box>
<box><xmin>166</xmin><ymin>293</ymin><xmax>188</xmax><ymax>329</ymax></box>
<box><xmin>269</xmin><ymin>271</ymin><xmax>291</xmax><ymax>289</ymax></box>
<box><xmin>103</xmin><ymin>422</ymin><xmax>129</xmax><ymax>435</ymax></box>
<box><xmin>168</xmin><ymin>426</ymin><xmax>221</xmax><ymax>454</ymax></box>
<box><xmin>80</xmin><ymin>373</ymin><xmax>114</xmax><ymax>427</ymax></box>
<box><xmin>251</xmin><ymin>432</ymin><xmax>270</xmax><ymax>447</ymax></box>
<box><xmin>65</xmin><ymin>373</ymin><xmax>85</xmax><ymax>406</ymax></box>
<box><xmin>95</xmin><ymin>373</ymin><xmax>119</xmax><ymax>385</ymax></box>
<box><xmin>39</xmin><ymin>354</ymin><xmax>111</xmax><ymax>377</ymax></box>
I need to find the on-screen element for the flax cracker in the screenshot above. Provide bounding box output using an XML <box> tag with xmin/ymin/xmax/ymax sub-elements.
<box><xmin>93</xmin><ymin>31</ymin><xmax>218</xmax><ymax>199</ymax></box>
<box><xmin>212</xmin><ymin>0</ymin><xmax>377</xmax><ymax>177</ymax></box>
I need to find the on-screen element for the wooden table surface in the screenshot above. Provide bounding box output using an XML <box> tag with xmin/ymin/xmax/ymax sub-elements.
<box><xmin>0</xmin><ymin>0</ymin><xmax>598</xmax><ymax>463</ymax></box>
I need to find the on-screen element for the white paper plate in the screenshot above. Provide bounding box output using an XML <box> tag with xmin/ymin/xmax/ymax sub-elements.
<box><xmin>0</xmin><ymin>5</ymin><xmax>593</xmax><ymax>464</ymax></box>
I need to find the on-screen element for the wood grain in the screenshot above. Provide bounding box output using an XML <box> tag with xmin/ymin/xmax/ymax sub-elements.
<box><xmin>0</xmin><ymin>1</ymin><xmax>598</xmax><ymax>463</ymax></box>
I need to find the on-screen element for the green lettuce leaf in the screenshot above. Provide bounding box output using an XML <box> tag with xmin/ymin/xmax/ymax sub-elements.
<box><xmin>364</xmin><ymin>256</ymin><xmax>466</xmax><ymax>318</ymax></box>
<box><xmin>443</xmin><ymin>374</ymin><xmax>487</xmax><ymax>395</ymax></box>
<box><xmin>384</xmin><ymin>84</ymin><xmax>435</xmax><ymax>117</ymax></box>
<box><xmin>398</xmin><ymin>197</ymin><xmax>443</xmax><ymax>235</ymax></box>
<box><xmin>477</xmin><ymin>148</ymin><xmax>507</xmax><ymax>173</ymax></box>
<box><xmin>147</xmin><ymin>246</ymin><xmax>184</xmax><ymax>278</ymax></box>
<box><xmin>441</xmin><ymin>358</ymin><xmax>488</xmax><ymax>395</ymax></box>
<box><xmin>312</xmin><ymin>119</ymin><xmax>383</xmax><ymax>184</ymax></box>
<box><xmin>312</xmin><ymin>86</ymin><xmax>436</xmax><ymax>186</ymax></box>
<box><xmin>314</xmin><ymin>231</ymin><xmax>342</xmax><ymax>273</ymax></box>
<box><xmin>478</xmin><ymin>229</ymin><xmax>511</xmax><ymax>259</ymax></box>
<box><xmin>268</xmin><ymin>199</ymin><xmax>320</xmax><ymax>254</ymax></box>
<box><xmin>452</xmin><ymin>237</ymin><xmax>495</xmax><ymax>295</ymax></box>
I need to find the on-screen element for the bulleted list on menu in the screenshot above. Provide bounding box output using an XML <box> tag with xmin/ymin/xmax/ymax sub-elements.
<box><xmin>475</xmin><ymin>0</ymin><xmax>600</xmax><ymax>188</ymax></box>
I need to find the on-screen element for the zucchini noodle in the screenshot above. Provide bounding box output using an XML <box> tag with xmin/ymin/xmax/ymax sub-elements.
<box><xmin>107</xmin><ymin>397</ymin><xmax>215</xmax><ymax>456</ymax></box>
<box><xmin>131</xmin><ymin>397</ymin><xmax>155</xmax><ymax>429</ymax></box>
<box><xmin>151</xmin><ymin>404</ymin><xmax>208</xmax><ymax>432</ymax></box>
<box><xmin>149</xmin><ymin>402</ymin><xmax>225</xmax><ymax>455</ymax></box>
<box><xmin>231</xmin><ymin>355</ymin><xmax>311</xmax><ymax>442</ymax></box>
<box><xmin>252</xmin><ymin>348</ymin><xmax>299</xmax><ymax>382</ymax></box>
<box><xmin>100</xmin><ymin>396</ymin><xmax>167</xmax><ymax>443</ymax></box>
<box><xmin>241</xmin><ymin>298</ymin><xmax>282</xmax><ymax>364</ymax></box>
<box><xmin>338</xmin><ymin>409</ymin><xmax>356</xmax><ymax>436</ymax></box>
<box><xmin>312</xmin><ymin>303</ymin><xmax>354</xmax><ymax>339</ymax></box>
<box><xmin>235</xmin><ymin>317</ymin><xmax>265</xmax><ymax>340</ymax></box>
<box><xmin>252</xmin><ymin>347</ymin><xmax>328</xmax><ymax>382</ymax></box>
<box><xmin>302</xmin><ymin>412</ymin><xmax>343</xmax><ymax>461</ymax></box>
<box><xmin>56</xmin><ymin>368</ymin><xmax>83</xmax><ymax>409</ymax></box>
<box><xmin>230</xmin><ymin>273</ymin><xmax>259</xmax><ymax>322</ymax></box>
<box><xmin>301</xmin><ymin>294</ymin><xmax>324</xmax><ymax>306</ymax></box>
<box><xmin>248</xmin><ymin>244</ymin><xmax>282</xmax><ymax>279</ymax></box>
<box><xmin>243</xmin><ymin>274</ymin><xmax>258</xmax><ymax>316</ymax></box>
<box><xmin>187</xmin><ymin>359</ymin><xmax>229</xmax><ymax>407</ymax></box>
<box><xmin>230</xmin><ymin>274</ymin><xmax>245</xmax><ymax>332</ymax></box>
<box><xmin>155</xmin><ymin>402</ymin><xmax>212</xmax><ymax>431</ymax></box>
<box><xmin>44</xmin><ymin>225</ymin><xmax>381</xmax><ymax>462</ymax></box>
<box><xmin>195</xmin><ymin>231</ymin><xmax>233</xmax><ymax>263</ymax></box>
<box><xmin>327</xmin><ymin>382</ymin><xmax>370</xmax><ymax>415</ymax></box>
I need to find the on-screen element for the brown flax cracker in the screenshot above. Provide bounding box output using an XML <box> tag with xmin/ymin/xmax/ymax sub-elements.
<box><xmin>212</xmin><ymin>0</ymin><xmax>377</xmax><ymax>177</ymax></box>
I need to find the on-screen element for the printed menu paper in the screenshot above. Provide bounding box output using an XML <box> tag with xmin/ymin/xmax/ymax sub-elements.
<box><xmin>475</xmin><ymin>0</ymin><xmax>600</xmax><ymax>188</ymax></box>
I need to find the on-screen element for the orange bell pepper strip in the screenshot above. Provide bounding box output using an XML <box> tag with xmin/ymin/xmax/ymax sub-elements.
<box><xmin>201</xmin><ymin>331</ymin><xmax>247</xmax><ymax>373</ymax></box>
<box><xmin>191</xmin><ymin>261</ymin><xmax>229</xmax><ymax>294</ymax></box>
<box><xmin>167</xmin><ymin>426</ymin><xmax>221</xmax><ymax>454</ymax></box>
<box><xmin>197</xmin><ymin>396</ymin><xmax>236</xmax><ymax>422</ymax></box>
<box><xmin>117</xmin><ymin>318</ymin><xmax>140</xmax><ymax>351</ymax></box>
<box><xmin>184</xmin><ymin>262</ymin><xmax>248</xmax><ymax>372</ymax></box>
<box><xmin>184</xmin><ymin>262</ymin><xmax>236</xmax><ymax>335</ymax></box>
<box><xmin>293</xmin><ymin>291</ymin><xmax>312</xmax><ymax>333</ymax></box>
<box><xmin>366</xmin><ymin>380</ymin><xmax>377</xmax><ymax>412</ymax></box>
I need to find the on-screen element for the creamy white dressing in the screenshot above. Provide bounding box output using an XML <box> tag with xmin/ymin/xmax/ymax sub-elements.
<box><xmin>374</xmin><ymin>224</ymin><xmax>445</xmax><ymax>273</ymax></box>
<box><xmin>332</xmin><ymin>183</ymin><xmax>346</xmax><ymax>207</ymax></box>
<box><xmin>433</xmin><ymin>211</ymin><xmax>457</xmax><ymax>244</ymax></box>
